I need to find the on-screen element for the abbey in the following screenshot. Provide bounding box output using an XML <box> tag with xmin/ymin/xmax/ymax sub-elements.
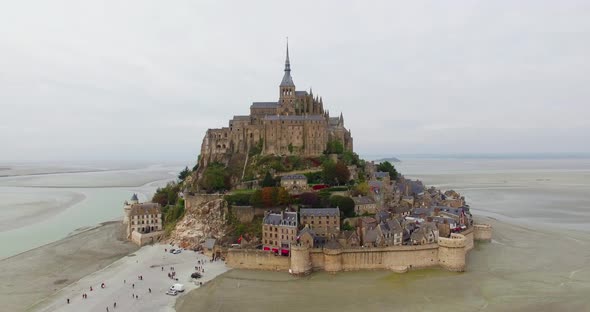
<box><xmin>200</xmin><ymin>43</ymin><xmax>353</xmax><ymax>164</ymax></box>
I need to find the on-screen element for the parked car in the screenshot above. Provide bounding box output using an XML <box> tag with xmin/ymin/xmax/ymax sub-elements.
<box><xmin>173</xmin><ymin>249</ymin><xmax>181</xmax><ymax>254</ymax></box>
<box><xmin>169</xmin><ymin>248</ymin><xmax>176</xmax><ymax>254</ymax></box>
<box><xmin>170</xmin><ymin>283</ymin><xmax>185</xmax><ymax>292</ymax></box>
<box><xmin>166</xmin><ymin>289</ymin><xmax>178</xmax><ymax>296</ymax></box>
<box><xmin>191</xmin><ymin>272</ymin><xmax>202</xmax><ymax>279</ymax></box>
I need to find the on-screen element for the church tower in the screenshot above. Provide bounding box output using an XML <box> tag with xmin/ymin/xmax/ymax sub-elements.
<box><xmin>279</xmin><ymin>40</ymin><xmax>296</xmax><ymax>115</ymax></box>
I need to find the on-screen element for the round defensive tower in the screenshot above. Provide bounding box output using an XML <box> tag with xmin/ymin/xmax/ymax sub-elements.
<box><xmin>323</xmin><ymin>240</ymin><xmax>343</xmax><ymax>273</ymax></box>
<box><xmin>473</xmin><ymin>224</ymin><xmax>493</xmax><ymax>242</ymax></box>
<box><xmin>290</xmin><ymin>244</ymin><xmax>312</xmax><ymax>275</ymax></box>
<box><xmin>438</xmin><ymin>233</ymin><xmax>467</xmax><ymax>272</ymax></box>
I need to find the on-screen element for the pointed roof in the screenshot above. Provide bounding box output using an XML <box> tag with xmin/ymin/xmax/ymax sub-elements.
<box><xmin>280</xmin><ymin>39</ymin><xmax>295</xmax><ymax>87</ymax></box>
<box><xmin>130</xmin><ymin>193</ymin><xmax>138</xmax><ymax>201</ymax></box>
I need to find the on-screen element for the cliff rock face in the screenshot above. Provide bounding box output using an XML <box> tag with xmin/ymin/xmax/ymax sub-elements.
<box><xmin>168</xmin><ymin>194</ymin><xmax>228</xmax><ymax>249</ymax></box>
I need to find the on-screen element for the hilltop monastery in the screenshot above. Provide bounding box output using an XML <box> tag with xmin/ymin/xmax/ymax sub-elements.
<box><xmin>199</xmin><ymin>43</ymin><xmax>353</xmax><ymax>166</ymax></box>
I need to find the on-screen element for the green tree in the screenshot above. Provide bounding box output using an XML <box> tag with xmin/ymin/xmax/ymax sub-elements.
<box><xmin>261</xmin><ymin>172</ymin><xmax>275</xmax><ymax>187</ymax></box>
<box><xmin>330</xmin><ymin>195</ymin><xmax>355</xmax><ymax>218</ymax></box>
<box><xmin>288</xmin><ymin>143</ymin><xmax>294</xmax><ymax>154</ymax></box>
<box><xmin>277</xmin><ymin>187</ymin><xmax>291</xmax><ymax>206</ymax></box>
<box><xmin>199</xmin><ymin>162</ymin><xmax>230</xmax><ymax>193</ymax></box>
<box><xmin>325</xmin><ymin>140</ymin><xmax>344</xmax><ymax>154</ymax></box>
<box><xmin>299</xmin><ymin>192</ymin><xmax>320</xmax><ymax>207</ymax></box>
<box><xmin>178</xmin><ymin>166</ymin><xmax>190</xmax><ymax>181</ymax></box>
<box><xmin>352</xmin><ymin>181</ymin><xmax>370</xmax><ymax>196</ymax></box>
<box><xmin>376</xmin><ymin>161</ymin><xmax>399</xmax><ymax>180</ymax></box>
<box><xmin>323</xmin><ymin>161</ymin><xmax>350</xmax><ymax>185</ymax></box>
<box><xmin>342</xmin><ymin>221</ymin><xmax>355</xmax><ymax>231</ymax></box>
<box><xmin>250</xmin><ymin>190</ymin><xmax>263</xmax><ymax>207</ymax></box>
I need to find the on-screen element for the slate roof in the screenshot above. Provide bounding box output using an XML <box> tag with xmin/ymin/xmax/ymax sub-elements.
<box><xmin>324</xmin><ymin>239</ymin><xmax>343</xmax><ymax>250</ymax></box>
<box><xmin>130</xmin><ymin>193</ymin><xmax>138</xmax><ymax>201</ymax></box>
<box><xmin>281</xmin><ymin>174</ymin><xmax>307</xmax><ymax>181</ymax></box>
<box><xmin>339</xmin><ymin>230</ymin><xmax>358</xmax><ymax>240</ymax></box>
<box><xmin>369</xmin><ymin>180</ymin><xmax>383</xmax><ymax>188</ymax></box>
<box><xmin>232</xmin><ymin>115</ymin><xmax>250</xmax><ymax>121</ymax></box>
<box><xmin>129</xmin><ymin>203</ymin><xmax>161</xmax><ymax>216</ymax></box>
<box><xmin>364</xmin><ymin>228</ymin><xmax>378</xmax><ymax>243</ymax></box>
<box><xmin>263</xmin><ymin>115</ymin><xmax>325</xmax><ymax>121</ymax></box>
<box><xmin>376</xmin><ymin>211</ymin><xmax>390</xmax><ymax>222</ymax></box>
<box><xmin>251</xmin><ymin>102</ymin><xmax>278</xmax><ymax>109</ymax></box>
<box><xmin>352</xmin><ymin>196</ymin><xmax>375</xmax><ymax>205</ymax></box>
<box><xmin>298</xmin><ymin>226</ymin><xmax>317</xmax><ymax>238</ymax></box>
<box><xmin>295</xmin><ymin>91</ymin><xmax>308</xmax><ymax>97</ymax></box>
<box><xmin>263</xmin><ymin>211</ymin><xmax>298</xmax><ymax>226</ymax></box>
<box><xmin>300</xmin><ymin>208</ymin><xmax>340</xmax><ymax>217</ymax></box>
<box><xmin>374</xmin><ymin>172</ymin><xmax>389</xmax><ymax>179</ymax></box>
<box><xmin>329</xmin><ymin>117</ymin><xmax>339</xmax><ymax>126</ymax></box>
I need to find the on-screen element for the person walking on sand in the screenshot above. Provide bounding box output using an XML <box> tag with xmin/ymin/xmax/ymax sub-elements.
<box><xmin>106</xmin><ymin>307</ymin><xmax>109</xmax><ymax>312</ymax></box>
<box><xmin>67</xmin><ymin>298</ymin><xmax>70</xmax><ymax>304</ymax></box>
<box><xmin>114</xmin><ymin>302</ymin><xmax>117</xmax><ymax>308</ymax></box>
<box><xmin>132</xmin><ymin>283</ymin><xmax>134</xmax><ymax>289</ymax></box>
<box><xmin>149</xmin><ymin>288</ymin><xmax>151</xmax><ymax>293</ymax></box>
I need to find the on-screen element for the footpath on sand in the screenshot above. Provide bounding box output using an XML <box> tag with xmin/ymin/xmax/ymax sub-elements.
<box><xmin>0</xmin><ymin>221</ymin><xmax>138</xmax><ymax>312</ymax></box>
<box><xmin>33</xmin><ymin>244</ymin><xmax>229</xmax><ymax>312</ymax></box>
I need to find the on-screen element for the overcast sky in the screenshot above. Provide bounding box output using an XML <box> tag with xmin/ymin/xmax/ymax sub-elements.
<box><xmin>1</xmin><ymin>1</ymin><xmax>589</xmax><ymax>163</ymax></box>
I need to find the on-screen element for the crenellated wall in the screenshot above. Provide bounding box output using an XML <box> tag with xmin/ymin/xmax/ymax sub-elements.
<box><xmin>226</xmin><ymin>249</ymin><xmax>290</xmax><ymax>271</ymax></box>
<box><xmin>438</xmin><ymin>233</ymin><xmax>467</xmax><ymax>272</ymax></box>
<box><xmin>227</xmin><ymin>227</ymin><xmax>492</xmax><ymax>274</ymax></box>
<box><xmin>474</xmin><ymin>224</ymin><xmax>493</xmax><ymax>241</ymax></box>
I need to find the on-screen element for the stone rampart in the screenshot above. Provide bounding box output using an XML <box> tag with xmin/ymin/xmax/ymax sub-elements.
<box><xmin>473</xmin><ymin>224</ymin><xmax>493</xmax><ymax>241</ymax></box>
<box><xmin>227</xmin><ymin>234</ymin><xmax>473</xmax><ymax>274</ymax></box>
<box><xmin>232</xmin><ymin>206</ymin><xmax>254</xmax><ymax>223</ymax></box>
<box><xmin>131</xmin><ymin>231</ymin><xmax>163</xmax><ymax>246</ymax></box>
<box><xmin>462</xmin><ymin>227</ymin><xmax>474</xmax><ymax>251</ymax></box>
<box><xmin>290</xmin><ymin>245</ymin><xmax>312</xmax><ymax>275</ymax></box>
<box><xmin>438</xmin><ymin>233</ymin><xmax>467</xmax><ymax>272</ymax></box>
<box><xmin>338</xmin><ymin>245</ymin><xmax>439</xmax><ymax>271</ymax></box>
<box><xmin>226</xmin><ymin>249</ymin><xmax>289</xmax><ymax>271</ymax></box>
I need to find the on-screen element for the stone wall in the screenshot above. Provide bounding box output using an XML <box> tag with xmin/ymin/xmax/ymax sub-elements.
<box><xmin>232</xmin><ymin>206</ymin><xmax>254</xmax><ymax>223</ymax></box>
<box><xmin>463</xmin><ymin>227</ymin><xmax>474</xmax><ymax>251</ymax></box>
<box><xmin>131</xmin><ymin>231</ymin><xmax>163</xmax><ymax>246</ymax></box>
<box><xmin>226</xmin><ymin>230</ymin><xmax>485</xmax><ymax>274</ymax></box>
<box><xmin>338</xmin><ymin>245</ymin><xmax>439</xmax><ymax>271</ymax></box>
<box><xmin>438</xmin><ymin>233</ymin><xmax>467</xmax><ymax>272</ymax></box>
<box><xmin>226</xmin><ymin>249</ymin><xmax>290</xmax><ymax>271</ymax></box>
<box><xmin>474</xmin><ymin>224</ymin><xmax>493</xmax><ymax>241</ymax></box>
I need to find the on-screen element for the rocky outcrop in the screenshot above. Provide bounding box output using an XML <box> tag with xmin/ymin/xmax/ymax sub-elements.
<box><xmin>168</xmin><ymin>194</ymin><xmax>228</xmax><ymax>249</ymax></box>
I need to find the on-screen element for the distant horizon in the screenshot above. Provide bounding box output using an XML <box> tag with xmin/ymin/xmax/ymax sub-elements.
<box><xmin>2</xmin><ymin>151</ymin><xmax>590</xmax><ymax>168</ymax></box>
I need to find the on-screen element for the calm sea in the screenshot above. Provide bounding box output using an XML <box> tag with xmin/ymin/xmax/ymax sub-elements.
<box><xmin>0</xmin><ymin>163</ymin><xmax>182</xmax><ymax>259</ymax></box>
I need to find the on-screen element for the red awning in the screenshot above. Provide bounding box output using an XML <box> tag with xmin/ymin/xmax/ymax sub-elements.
<box><xmin>272</xmin><ymin>248</ymin><xmax>279</xmax><ymax>253</ymax></box>
<box><xmin>263</xmin><ymin>246</ymin><xmax>270</xmax><ymax>251</ymax></box>
<box><xmin>281</xmin><ymin>249</ymin><xmax>290</xmax><ymax>256</ymax></box>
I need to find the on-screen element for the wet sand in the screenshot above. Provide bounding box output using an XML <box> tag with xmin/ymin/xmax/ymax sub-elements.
<box><xmin>176</xmin><ymin>216</ymin><xmax>590</xmax><ymax>312</ymax></box>
<box><xmin>0</xmin><ymin>189</ymin><xmax>86</xmax><ymax>232</ymax></box>
<box><xmin>0</xmin><ymin>221</ymin><xmax>138</xmax><ymax>312</ymax></box>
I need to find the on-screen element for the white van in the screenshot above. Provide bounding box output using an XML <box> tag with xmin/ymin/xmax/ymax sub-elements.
<box><xmin>170</xmin><ymin>283</ymin><xmax>185</xmax><ymax>292</ymax></box>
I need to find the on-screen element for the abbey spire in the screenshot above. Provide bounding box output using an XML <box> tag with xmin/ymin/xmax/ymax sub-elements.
<box><xmin>280</xmin><ymin>39</ymin><xmax>295</xmax><ymax>87</ymax></box>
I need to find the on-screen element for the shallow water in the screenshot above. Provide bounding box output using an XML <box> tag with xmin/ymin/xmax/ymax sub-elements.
<box><xmin>0</xmin><ymin>163</ymin><xmax>181</xmax><ymax>258</ymax></box>
<box><xmin>176</xmin><ymin>158</ymin><xmax>590</xmax><ymax>312</ymax></box>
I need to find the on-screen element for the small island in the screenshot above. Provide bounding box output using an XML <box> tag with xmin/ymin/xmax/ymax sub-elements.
<box><xmin>124</xmin><ymin>43</ymin><xmax>492</xmax><ymax>275</ymax></box>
